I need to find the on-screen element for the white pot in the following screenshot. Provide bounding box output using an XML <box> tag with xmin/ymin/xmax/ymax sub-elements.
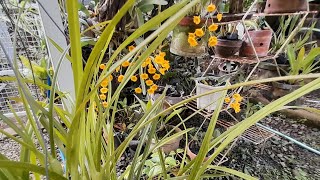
<box><xmin>196</xmin><ymin>83</ymin><xmax>224</xmax><ymax>112</ymax></box>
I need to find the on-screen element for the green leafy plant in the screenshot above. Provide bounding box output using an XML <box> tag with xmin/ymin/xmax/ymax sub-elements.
<box><xmin>287</xmin><ymin>45</ymin><xmax>320</xmax><ymax>78</ymax></box>
<box><xmin>142</xmin><ymin>150</ymin><xmax>181</xmax><ymax>178</ymax></box>
<box><xmin>270</xmin><ymin>15</ymin><xmax>316</xmax><ymax>54</ymax></box>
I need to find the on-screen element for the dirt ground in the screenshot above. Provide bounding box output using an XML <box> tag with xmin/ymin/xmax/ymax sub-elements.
<box><xmin>226</xmin><ymin>115</ymin><xmax>320</xmax><ymax>180</ymax></box>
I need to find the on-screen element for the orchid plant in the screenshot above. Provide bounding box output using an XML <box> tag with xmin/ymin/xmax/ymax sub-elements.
<box><xmin>187</xmin><ymin>3</ymin><xmax>223</xmax><ymax>48</ymax></box>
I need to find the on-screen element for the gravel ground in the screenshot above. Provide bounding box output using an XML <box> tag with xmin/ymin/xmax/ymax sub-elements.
<box><xmin>227</xmin><ymin>116</ymin><xmax>320</xmax><ymax>180</ymax></box>
<box><xmin>0</xmin><ymin>137</ymin><xmax>21</xmax><ymax>161</ymax></box>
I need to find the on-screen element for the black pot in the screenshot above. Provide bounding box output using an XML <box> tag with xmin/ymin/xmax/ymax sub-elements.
<box><xmin>276</xmin><ymin>53</ymin><xmax>289</xmax><ymax>65</ymax></box>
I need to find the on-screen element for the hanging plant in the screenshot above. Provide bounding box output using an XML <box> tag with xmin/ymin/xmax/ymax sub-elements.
<box><xmin>170</xmin><ymin>2</ymin><xmax>223</xmax><ymax>57</ymax></box>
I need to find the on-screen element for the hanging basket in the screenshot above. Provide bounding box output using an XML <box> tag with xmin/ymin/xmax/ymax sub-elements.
<box><xmin>170</xmin><ymin>17</ymin><xmax>207</xmax><ymax>57</ymax></box>
<box><xmin>264</xmin><ymin>0</ymin><xmax>308</xmax><ymax>14</ymax></box>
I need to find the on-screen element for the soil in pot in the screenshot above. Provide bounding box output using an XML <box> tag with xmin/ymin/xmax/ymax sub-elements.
<box><xmin>240</xmin><ymin>30</ymin><xmax>272</xmax><ymax>57</ymax></box>
<box><xmin>264</xmin><ymin>0</ymin><xmax>308</xmax><ymax>14</ymax></box>
<box><xmin>214</xmin><ymin>33</ymin><xmax>243</xmax><ymax>58</ymax></box>
<box><xmin>156</xmin><ymin>125</ymin><xmax>182</xmax><ymax>154</ymax></box>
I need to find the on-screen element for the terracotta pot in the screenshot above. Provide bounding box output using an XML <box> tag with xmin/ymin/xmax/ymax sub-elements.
<box><xmin>155</xmin><ymin>125</ymin><xmax>182</xmax><ymax>154</ymax></box>
<box><xmin>170</xmin><ymin>17</ymin><xmax>207</xmax><ymax>57</ymax></box>
<box><xmin>186</xmin><ymin>142</ymin><xmax>210</xmax><ymax>161</ymax></box>
<box><xmin>214</xmin><ymin>39</ymin><xmax>243</xmax><ymax>58</ymax></box>
<box><xmin>240</xmin><ymin>30</ymin><xmax>272</xmax><ymax>57</ymax></box>
<box><xmin>264</xmin><ymin>0</ymin><xmax>308</xmax><ymax>14</ymax></box>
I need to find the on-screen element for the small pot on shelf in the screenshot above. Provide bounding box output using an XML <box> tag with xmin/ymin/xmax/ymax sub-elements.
<box><xmin>240</xmin><ymin>29</ymin><xmax>272</xmax><ymax>57</ymax></box>
<box><xmin>264</xmin><ymin>0</ymin><xmax>308</xmax><ymax>14</ymax></box>
<box><xmin>214</xmin><ymin>38</ymin><xmax>243</xmax><ymax>58</ymax></box>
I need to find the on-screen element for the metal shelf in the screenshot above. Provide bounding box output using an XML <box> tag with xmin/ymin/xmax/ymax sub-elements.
<box><xmin>216</xmin><ymin>55</ymin><xmax>274</xmax><ymax>64</ymax></box>
<box><xmin>182</xmin><ymin>96</ymin><xmax>275</xmax><ymax>145</ymax></box>
<box><xmin>254</xmin><ymin>11</ymin><xmax>319</xmax><ymax>17</ymax></box>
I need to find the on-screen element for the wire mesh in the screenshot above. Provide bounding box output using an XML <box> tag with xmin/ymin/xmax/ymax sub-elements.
<box><xmin>0</xmin><ymin>1</ymin><xmax>47</xmax><ymax>115</ymax></box>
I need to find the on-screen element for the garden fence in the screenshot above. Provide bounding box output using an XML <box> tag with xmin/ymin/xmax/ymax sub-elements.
<box><xmin>0</xmin><ymin>1</ymin><xmax>47</xmax><ymax>117</ymax></box>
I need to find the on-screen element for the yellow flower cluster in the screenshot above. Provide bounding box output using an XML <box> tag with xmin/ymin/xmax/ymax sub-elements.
<box><xmin>193</xmin><ymin>16</ymin><xmax>201</xmax><ymax>25</ymax></box>
<box><xmin>208</xmin><ymin>36</ymin><xmax>218</xmax><ymax>47</ymax></box>
<box><xmin>98</xmin><ymin>75</ymin><xmax>113</xmax><ymax>108</ymax></box>
<box><xmin>225</xmin><ymin>93</ymin><xmax>243</xmax><ymax>113</ymax></box>
<box><xmin>188</xmin><ymin>33</ymin><xmax>198</xmax><ymax>47</ymax></box>
<box><xmin>112</xmin><ymin>47</ymin><xmax>170</xmax><ymax>95</ymax></box>
<box><xmin>188</xmin><ymin>4</ymin><xmax>222</xmax><ymax>48</ymax></box>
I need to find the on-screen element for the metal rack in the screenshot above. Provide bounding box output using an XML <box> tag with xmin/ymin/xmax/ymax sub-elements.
<box><xmin>185</xmin><ymin>1</ymin><xmax>317</xmax><ymax>146</ymax></box>
<box><xmin>182</xmin><ymin>96</ymin><xmax>275</xmax><ymax>145</ymax></box>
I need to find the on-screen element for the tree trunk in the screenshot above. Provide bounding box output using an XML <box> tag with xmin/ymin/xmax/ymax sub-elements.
<box><xmin>229</xmin><ymin>0</ymin><xmax>244</xmax><ymax>14</ymax></box>
<box><xmin>98</xmin><ymin>0</ymin><xmax>128</xmax><ymax>30</ymax></box>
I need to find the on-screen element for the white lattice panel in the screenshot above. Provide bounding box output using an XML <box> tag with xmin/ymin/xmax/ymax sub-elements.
<box><xmin>0</xmin><ymin>1</ymin><xmax>47</xmax><ymax>116</ymax></box>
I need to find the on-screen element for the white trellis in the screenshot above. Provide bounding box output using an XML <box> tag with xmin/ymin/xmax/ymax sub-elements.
<box><xmin>0</xmin><ymin>1</ymin><xmax>46</xmax><ymax>117</ymax></box>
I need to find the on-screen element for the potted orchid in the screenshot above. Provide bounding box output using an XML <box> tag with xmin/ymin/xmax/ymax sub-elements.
<box><xmin>170</xmin><ymin>1</ymin><xmax>223</xmax><ymax>57</ymax></box>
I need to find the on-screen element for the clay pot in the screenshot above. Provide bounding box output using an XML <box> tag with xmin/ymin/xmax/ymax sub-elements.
<box><xmin>170</xmin><ymin>17</ymin><xmax>207</xmax><ymax>57</ymax></box>
<box><xmin>214</xmin><ymin>39</ymin><xmax>243</xmax><ymax>58</ymax></box>
<box><xmin>155</xmin><ymin>125</ymin><xmax>182</xmax><ymax>154</ymax></box>
<box><xmin>264</xmin><ymin>0</ymin><xmax>308</xmax><ymax>14</ymax></box>
<box><xmin>186</xmin><ymin>142</ymin><xmax>211</xmax><ymax>161</ymax></box>
<box><xmin>240</xmin><ymin>30</ymin><xmax>272</xmax><ymax>57</ymax></box>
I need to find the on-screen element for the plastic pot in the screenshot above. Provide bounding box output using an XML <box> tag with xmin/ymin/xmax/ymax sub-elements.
<box><xmin>264</xmin><ymin>0</ymin><xmax>308</xmax><ymax>14</ymax></box>
<box><xmin>214</xmin><ymin>39</ymin><xmax>243</xmax><ymax>58</ymax></box>
<box><xmin>196</xmin><ymin>83</ymin><xmax>225</xmax><ymax>112</ymax></box>
<box><xmin>240</xmin><ymin>30</ymin><xmax>272</xmax><ymax>57</ymax></box>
